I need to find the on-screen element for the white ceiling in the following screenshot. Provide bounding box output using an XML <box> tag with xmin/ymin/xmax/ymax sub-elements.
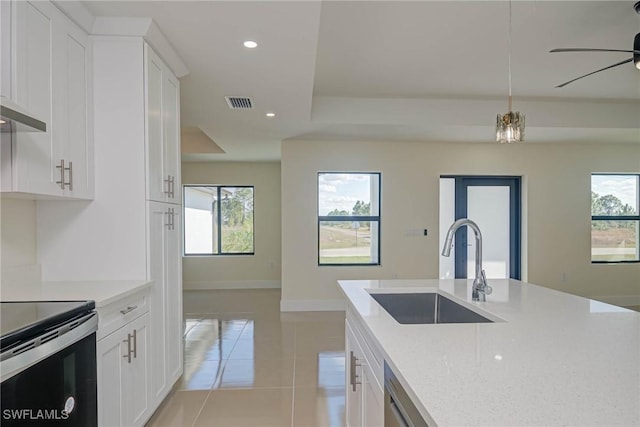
<box><xmin>83</xmin><ymin>1</ymin><xmax>640</xmax><ymax>161</ymax></box>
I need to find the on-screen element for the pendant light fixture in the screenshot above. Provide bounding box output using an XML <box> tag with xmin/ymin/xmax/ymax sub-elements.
<box><xmin>496</xmin><ymin>0</ymin><xmax>525</xmax><ymax>143</ymax></box>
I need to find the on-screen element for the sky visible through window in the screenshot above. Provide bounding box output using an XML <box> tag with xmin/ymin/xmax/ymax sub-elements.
<box><xmin>591</xmin><ymin>175</ymin><xmax>637</xmax><ymax>208</ymax></box>
<box><xmin>318</xmin><ymin>174</ymin><xmax>372</xmax><ymax>216</ymax></box>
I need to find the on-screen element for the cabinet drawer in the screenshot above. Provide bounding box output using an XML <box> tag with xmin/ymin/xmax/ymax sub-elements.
<box><xmin>97</xmin><ymin>290</ymin><xmax>149</xmax><ymax>340</ymax></box>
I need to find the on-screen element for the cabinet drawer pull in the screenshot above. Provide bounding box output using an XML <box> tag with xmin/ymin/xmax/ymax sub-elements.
<box><xmin>119</xmin><ymin>305</ymin><xmax>138</xmax><ymax>315</ymax></box>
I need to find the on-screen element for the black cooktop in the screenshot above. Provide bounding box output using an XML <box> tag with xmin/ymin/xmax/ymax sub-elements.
<box><xmin>0</xmin><ymin>301</ymin><xmax>95</xmax><ymax>352</ymax></box>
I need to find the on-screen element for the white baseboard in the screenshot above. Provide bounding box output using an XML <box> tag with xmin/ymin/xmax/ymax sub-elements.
<box><xmin>183</xmin><ymin>280</ymin><xmax>281</xmax><ymax>290</ymax></box>
<box><xmin>592</xmin><ymin>294</ymin><xmax>640</xmax><ymax>307</ymax></box>
<box><xmin>280</xmin><ymin>299</ymin><xmax>346</xmax><ymax>312</ymax></box>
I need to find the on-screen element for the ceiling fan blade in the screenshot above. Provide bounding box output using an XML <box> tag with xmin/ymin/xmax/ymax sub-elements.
<box><xmin>550</xmin><ymin>48</ymin><xmax>640</xmax><ymax>54</ymax></box>
<box><xmin>555</xmin><ymin>58</ymin><xmax>633</xmax><ymax>88</ymax></box>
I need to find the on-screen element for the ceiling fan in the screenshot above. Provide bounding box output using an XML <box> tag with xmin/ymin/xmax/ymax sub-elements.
<box><xmin>549</xmin><ymin>1</ymin><xmax>640</xmax><ymax>88</ymax></box>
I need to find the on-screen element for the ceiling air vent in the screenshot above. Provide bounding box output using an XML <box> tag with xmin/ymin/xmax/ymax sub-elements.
<box><xmin>225</xmin><ymin>96</ymin><xmax>253</xmax><ymax>110</ymax></box>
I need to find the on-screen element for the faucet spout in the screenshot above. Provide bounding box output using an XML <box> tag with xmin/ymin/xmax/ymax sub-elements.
<box><xmin>441</xmin><ymin>218</ymin><xmax>492</xmax><ymax>301</ymax></box>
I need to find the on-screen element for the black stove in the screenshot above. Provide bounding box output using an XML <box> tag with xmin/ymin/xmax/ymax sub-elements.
<box><xmin>1</xmin><ymin>300</ymin><xmax>98</xmax><ymax>426</ymax></box>
<box><xmin>1</xmin><ymin>301</ymin><xmax>96</xmax><ymax>355</ymax></box>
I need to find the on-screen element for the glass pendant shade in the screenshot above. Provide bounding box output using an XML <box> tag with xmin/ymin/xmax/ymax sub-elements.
<box><xmin>496</xmin><ymin>110</ymin><xmax>525</xmax><ymax>143</ymax></box>
<box><xmin>495</xmin><ymin>0</ymin><xmax>525</xmax><ymax>144</ymax></box>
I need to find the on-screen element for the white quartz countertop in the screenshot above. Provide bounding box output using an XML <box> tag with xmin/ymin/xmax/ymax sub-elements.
<box><xmin>0</xmin><ymin>280</ymin><xmax>152</xmax><ymax>308</ymax></box>
<box><xmin>338</xmin><ymin>279</ymin><xmax>640</xmax><ymax>426</ymax></box>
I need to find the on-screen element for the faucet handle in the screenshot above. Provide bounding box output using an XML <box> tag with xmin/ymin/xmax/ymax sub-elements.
<box><xmin>481</xmin><ymin>270</ymin><xmax>492</xmax><ymax>295</ymax></box>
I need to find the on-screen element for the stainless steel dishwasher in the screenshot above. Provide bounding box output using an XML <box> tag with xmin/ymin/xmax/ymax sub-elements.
<box><xmin>384</xmin><ymin>362</ymin><xmax>430</xmax><ymax>427</ymax></box>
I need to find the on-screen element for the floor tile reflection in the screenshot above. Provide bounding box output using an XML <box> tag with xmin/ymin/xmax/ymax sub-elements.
<box><xmin>147</xmin><ymin>289</ymin><xmax>346</xmax><ymax>427</ymax></box>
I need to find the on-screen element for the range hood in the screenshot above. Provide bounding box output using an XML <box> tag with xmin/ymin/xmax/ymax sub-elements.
<box><xmin>0</xmin><ymin>99</ymin><xmax>46</xmax><ymax>133</ymax></box>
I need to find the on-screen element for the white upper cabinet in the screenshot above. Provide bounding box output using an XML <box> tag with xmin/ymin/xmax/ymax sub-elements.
<box><xmin>145</xmin><ymin>44</ymin><xmax>180</xmax><ymax>205</ymax></box>
<box><xmin>1</xmin><ymin>0</ymin><xmax>93</xmax><ymax>199</ymax></box>
<box><xmin>1</xmin><ymin>1</ymin><xmax>14</xmax><ymax>100</ymax></box>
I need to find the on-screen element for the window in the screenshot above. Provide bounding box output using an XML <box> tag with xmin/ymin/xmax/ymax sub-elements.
<box><xmin>591</xmin><ymin>174</ymin><xmax>639</xmax><ymax>263</ymax></box>
<box><xmin>184</xmin><ymin>185</ymin><xmax>254</xmax><ymax>255</ymax></box>
<box><xmin>318</xmin><ymin>173</ymin><xmax>380</xmax><ymax>266</ymax></box>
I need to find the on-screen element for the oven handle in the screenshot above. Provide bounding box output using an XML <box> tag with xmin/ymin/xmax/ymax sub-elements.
<box><xmin>0</xmin><ymin>312</ymin><xmax>97</xmax><ymax>383</ymax></box>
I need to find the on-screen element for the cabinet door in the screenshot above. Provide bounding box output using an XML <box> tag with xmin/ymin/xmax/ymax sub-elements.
<box><xmin>346</xmin><ymin>323</ymin><xmax>363</xmax><ymax>427</ymax></box>
<box><xmin>11</xmin><ymin>0</ymin><xmax>58</xmax><ymax>196</ymax></box>
<box><xmin>97</xmin><ymin>326</ymin><xmax>126</xmax><ymax>427</ymax></box>
<box><xmin>362</xmin><ymin>365</ymin><xmax>384</xmax><ymax>427</ymax></box>
<box><xmin>162</xmin><ymin>70</ymin><xmax>180</xmax><ymax>205</ymax></box>
<box><xmin>1</xmin><ymin>1</ymin><xmax>13</xmax><ymax>100</ymax></box>
<box><xmin>123</xmin><ymin>313</ymin><xmax>150</xmax><ymax>427</ymax></box>
<box><xmin>57</xmin><ymin>19</ymin><xmax>92</xmax><ymax>199</ymax></box>
<box><xmin>145</xmin><ymin>44</ymin><xmax>166</xmax><ymax>203</ymax></box>
<box><xmin>147</xmin><ymin>202</ymin><xmax>168</xmax><ymax>402</ymax></box>
<box><xmin>166</xmin><ymin>207</ymin><xmax>183</xmax><ymax>382</ymax></box>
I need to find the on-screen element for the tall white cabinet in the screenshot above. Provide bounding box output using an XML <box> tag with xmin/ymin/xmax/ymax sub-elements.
<box><xmin>36</xmin><ymin>36</ymin><xmax>183</xmax><ymax>426</ymax></box>
<box><xmin>0</xmin><ymin>0</ymin><xmax>93</xmax><ymax>199</ymax></box>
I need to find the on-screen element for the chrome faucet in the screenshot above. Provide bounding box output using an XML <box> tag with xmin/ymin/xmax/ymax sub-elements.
<box><xmin>441</xmin><ymin>218</ymin><xmax>492</xmax><ymax>302</ymax></box>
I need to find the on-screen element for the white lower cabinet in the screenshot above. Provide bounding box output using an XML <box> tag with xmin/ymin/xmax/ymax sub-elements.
<box><xmin>97</xmin><ymin>292</ymin><xmax>150</xmax><ymax>427</ymax></box>
<box><xmin>346</xmin><ymin>313</ymin><xmax>384</xmax><ymax>427</ymax></box>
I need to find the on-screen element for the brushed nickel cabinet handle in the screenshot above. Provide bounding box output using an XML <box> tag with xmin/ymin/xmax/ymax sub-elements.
<box><xmin>132</xmin><ymin>328</ymin><xmax>137</xmax><ymax>359</ymax></box>
<box><xmin>66</xmin><ymin>161</ymin><xmax>72</xmax><ymax>190</ymax></box>
<box><xmin>165</xmin><ymin>208</ymin><xmax>173</xmax><ymax>229</ymax></box>
<box><xmin>119</xmin><ymin>305</ymin><xmax>137</xmax><ymax>315</ymax></box>
<box><xmin>349</xmin><ymin>351</ymin><xmax>362</xmax><ymax>392</ymax></box>
<box><xmin>164</xmin><ymin>175</ymin><xmax>172</xmax><ymax>196</ymax></box>
<box><xmin>55</xmin><ymin>159</ymin><xmax>65</xmax><ymax>189</ymax></box>
<box><xmin>122</xmin><ymin>333</ymin><xmax>132</xmax><ymax>364</ymax></box>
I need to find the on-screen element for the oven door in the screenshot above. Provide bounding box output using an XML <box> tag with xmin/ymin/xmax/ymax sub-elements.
<box><xmin>1</xmin><ymin>322</ymin><xmax>97</xmax><ymax>426</ymax></box>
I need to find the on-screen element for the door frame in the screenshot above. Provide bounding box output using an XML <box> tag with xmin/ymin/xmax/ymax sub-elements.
<box><xmin>442</xmin><ymin>175</ymin><xmax>522</xmax><ymax>280</ymax></box>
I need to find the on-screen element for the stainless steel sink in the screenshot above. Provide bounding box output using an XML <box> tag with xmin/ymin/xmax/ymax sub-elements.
<box><xmin>369</xmin><ymin>292</ymin><xmax>492</xmax><ymax>324</ymax></box>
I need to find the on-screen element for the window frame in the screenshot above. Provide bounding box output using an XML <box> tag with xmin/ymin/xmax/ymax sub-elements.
<box><xmin>183</xmin><ymin>184</ymin><xmax>255</xmax><ymax>256</ymax></box>
<box><xmin>591</xmin><ymin>173</ymin><xmax>640</xmax><ymax>264</ymax></box>
<box><xmin>317</xmin><ymin>172</ymin><xmax>381</xmax><ymax>267</ymax></box>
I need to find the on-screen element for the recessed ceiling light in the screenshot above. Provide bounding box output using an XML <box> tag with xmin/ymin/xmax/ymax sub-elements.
<box><xmin>243</xmin><ymin>41</ymin><xmax>258</xmax><ymax>49</ymax></box>
<box><xmin>266</xmin><ymin>112</ymin><xmax>276</xmax><ymax>118</ymax></box>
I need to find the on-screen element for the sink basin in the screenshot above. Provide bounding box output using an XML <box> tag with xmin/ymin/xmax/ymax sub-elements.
<box><xmin>369</xmin><ymin>292</ymin><xmax>493</xmax><ymax>324</ymax></box>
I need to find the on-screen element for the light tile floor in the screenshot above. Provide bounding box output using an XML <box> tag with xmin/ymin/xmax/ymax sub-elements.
<box><xmin>146</xmin><ymin>289</ymin><xmax>346</xmax><ymax>427</ymax></box>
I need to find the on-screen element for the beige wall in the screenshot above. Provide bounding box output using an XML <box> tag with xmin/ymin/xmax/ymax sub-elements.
<box><xmin>281</xmin><ymin>140</ymin><xmax>640</xmax><ymax>309</ymax></box>
<box><xmin>1</xmin><ymin>199</ymin><xmax>37</xmax><ymax>268</ymax></box>
<box><xmin>182</xmin><ymin>162</ymin><xmax>282</xmax><ymax>289</ymax></box>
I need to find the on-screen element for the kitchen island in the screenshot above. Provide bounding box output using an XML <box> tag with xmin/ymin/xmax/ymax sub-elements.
<box><xmin>338</xmin><ymin>279</ymin><xmax>640</xmax><ymax>426</ymax></box>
